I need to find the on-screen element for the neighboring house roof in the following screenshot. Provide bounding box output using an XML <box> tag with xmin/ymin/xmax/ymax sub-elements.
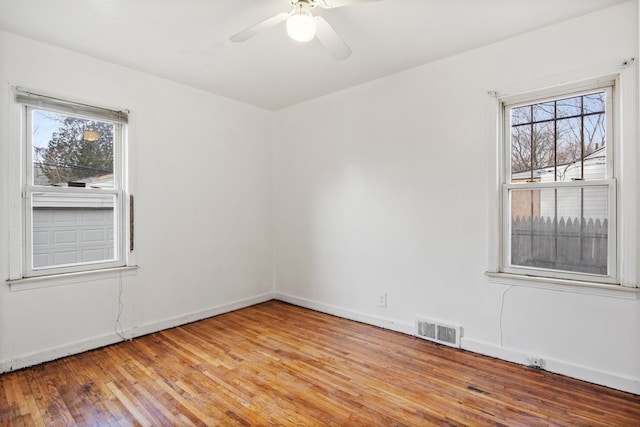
<box><xmin>511</xmin><ymin>145</ymin><xmax>606</xmax><ymax>182</ymax></box>
<box><xmin>80</xmin><ymin>174</ymin><xmax>114</xmax><ymax>188</ymax></box>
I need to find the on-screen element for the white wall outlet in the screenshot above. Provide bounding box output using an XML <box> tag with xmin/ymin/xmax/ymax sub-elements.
<box><xmin>377</xmin><ymin>292</ymin><xmax>387</xmax><ymax>308</ymax></box>
<box><xmin>527</xmin><ymin>356</ymin><xmax>543</xmax><ymax>369</ymax></box>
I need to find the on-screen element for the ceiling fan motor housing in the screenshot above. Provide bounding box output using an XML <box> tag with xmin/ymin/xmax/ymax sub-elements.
<box><xmin>292</xmin><ymin>0</ymin><xmax>316</xmax><ymax>8</ymax></box>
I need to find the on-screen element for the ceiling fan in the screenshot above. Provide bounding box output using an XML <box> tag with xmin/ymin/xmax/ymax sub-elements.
<box><xmin>230</xmin><ymin>0</ymin><xmax>381</xmax><ymax>61</ymax></box>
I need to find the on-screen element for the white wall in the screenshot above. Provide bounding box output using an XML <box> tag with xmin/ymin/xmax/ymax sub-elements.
<box><xmin>273</xmin><ymin>2</ymin><xmax>640</xmax><ymax>393</ymax></box>
<box><xmin>0</xmin><ymin>31</ymin><xmax>275</xmax><ymax>369</ymax></box>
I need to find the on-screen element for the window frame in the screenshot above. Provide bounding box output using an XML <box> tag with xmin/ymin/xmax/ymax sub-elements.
<box><xmin>500</xmin><ymin>83</ymin><xmax>617</xmax><ymax>284</ymax></box>
<box><xmin>14</xmin><ymin>89</ymin><xmax>130</xmax><ymax>278</ymax></box>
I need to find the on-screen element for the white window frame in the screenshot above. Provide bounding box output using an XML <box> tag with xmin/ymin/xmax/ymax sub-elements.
<box><xmin>488</xmin><ymin>66</ymin><xmax>638</xmax><ymax>290</ymax></box>
<box><xmin>501</xmin><ymin>83</ymin><xmax>616</xmax><ymax>284</ymax></box>
<box><xmin>12</xmin><ymin>88</ymin><xmax>131</xmax><ymax>279</ymax></box>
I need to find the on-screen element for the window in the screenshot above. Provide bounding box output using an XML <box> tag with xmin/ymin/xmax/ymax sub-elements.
<box><xmin>500</xmin><ymin>81</ymin><xmax>617</xmax><ymax>283</ymax></box>
<box><xmin>16</xmin><ymin>89</ymin><xmax>129</xmax><ymax>277</ymax></box>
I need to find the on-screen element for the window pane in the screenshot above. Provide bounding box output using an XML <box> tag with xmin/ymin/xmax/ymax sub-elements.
<box><xmin>556</xmin><ymin>117</ymin><xmax>582</xmax><ymax>180</ymax></box>
<box><xmin>533</xmin><ymin>101</ymin><xmax>554</xmax><ymax>122</ymax></box>
<box><xmin>584</xmin><ymin>113</ymin><xmax>606</xmax><ymax>181</ymax></box>
<box><xmin>533</xmin><ymin>121</ymin><xmax>554</xmax><ymax>170</ymax></box>
<box><xmin>31</xmin><ymin>192</ymin><xmax>117</xmax><ymax>269</ymax></box>
<box><xmin>556</xmin><ymin>96</ymin><xmax>581</xmax><ymax>118</ymax></box>
<box><xmin>32</xmin><ymin>110</ymin><xmax>114</xmax><ymax>188</ymax></box>
<box><xmin>511</xmin><ymin>106</ymin><xmax>531</xmax><ymax>126</ymax></box>
<box><xmin>510</xmin><ymin>186</ymin><xmax>608</xmax><ymax>275</ymax></box>
<box><xmin>584</xmin><ymin>113</ymin><xmax>605</xmax><ymax>158</ymax></box>
<box><xmin>583</xmin><ymin>93</ymin><xmax>605</xmax><ymax>114</ymax></box>
<box><xmin>511</xmin><ymin>125</ymin><xmax>532</xmax><ymax>181</ymax></box>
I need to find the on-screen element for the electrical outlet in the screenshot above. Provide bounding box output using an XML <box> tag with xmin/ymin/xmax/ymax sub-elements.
<box><xmin>527</xmin><ymin>356</ymin><xmax>543</xmax><ymax>369</ymax></box>
<box><xmin>377</xmin><ymin>292</ymin><xmax>387</xmax><ymax>308</ymax></box>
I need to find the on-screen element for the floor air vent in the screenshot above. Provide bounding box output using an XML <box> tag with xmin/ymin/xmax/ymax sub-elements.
<box><xmin>415</xmin><ymin>317</ymin><xmax>461</xmax><ymax>348</ymax></box>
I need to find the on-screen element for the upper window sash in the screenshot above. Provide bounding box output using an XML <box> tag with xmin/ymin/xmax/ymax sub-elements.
<box><xmin>502</xmin><ymin>86</ymin><xmax>614</xmax><ymax>185</ymax></box>
<box><xmin>24</xmin><ymin>106</ymin><xmax>125</xmax><ymax>191</ymax></box>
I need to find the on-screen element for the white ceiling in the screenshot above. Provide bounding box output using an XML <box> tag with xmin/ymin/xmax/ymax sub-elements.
<box><xmin>0</xmin><ymin>0</ymin><xmax>629</xmax><ymax>110</ymax></box>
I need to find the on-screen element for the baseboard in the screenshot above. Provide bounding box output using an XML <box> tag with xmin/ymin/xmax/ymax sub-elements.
<box><xmin>0</xmin><ymin>292</ymin><xmax>274</xmax><ymax>374</ymax></box>
<box><xmin>275</xmin><ymin>292</ymin><xmax>640</xmax><ymax>395</ymax></box>
<box><xmin>462</xmin><ymin>338</ymin><xmax>640</xmax><ymax>395</ymax></box>
<box><xmin>0</xmin><ymin>332</ymin><xmax>125</xmax><ymax>374</ymax></box>
<box><xmin>127</xmin><ymin>292</ymin><xmax>274</xmax><ymax>339</ymax></box>
<box><xmin>274</xmin><ymin>292</ymin><xmax>415</xmax><ymax>335</ymax></box>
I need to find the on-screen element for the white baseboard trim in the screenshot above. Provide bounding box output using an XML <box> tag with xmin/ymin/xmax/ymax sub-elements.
<box><xmin>0</xmin><ymin>332</ymin><xmax>124</xmax><ymax>374</ymax></box>
<box><xmin>275</xmin><ymin>292</ymin><xmax>640</xmax><ymax>395</ymax></box>
<box><xmin>274</xmin><ymin>292</ymin><xmax>415</xmax><ymax>335</ymax></box>
<box><xmin>0</xmin><ymin>292</ymin><xmax>274</xmax><ymax>374</ymax></box>
<box><xmin>127</xmin><ymin>292</ymin><xmax>274</xmax><ymax>339</ymax></box>
<box><xmin>462</xmin><ymin>338</ymin><xmax>640</xmax><ymax>395</ymax></box>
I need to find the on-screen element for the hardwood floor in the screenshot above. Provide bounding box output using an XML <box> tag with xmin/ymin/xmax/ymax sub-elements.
<box><xmin>1</xmin><ymin>300</ymin><xmax>639</xmax><ymax>426</ymax></box>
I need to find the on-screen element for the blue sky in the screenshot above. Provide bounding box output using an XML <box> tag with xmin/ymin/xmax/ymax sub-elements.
<box><xmin>32</xmin><ymin>109</ymin><xmax>62</xmax><ymax>150</ymax></box>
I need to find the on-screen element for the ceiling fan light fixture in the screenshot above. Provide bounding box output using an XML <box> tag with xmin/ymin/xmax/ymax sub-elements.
<box><xmin>286</xmin><ymin>3</ymin><xmax>316</xmax><ymax>42</ymax></box>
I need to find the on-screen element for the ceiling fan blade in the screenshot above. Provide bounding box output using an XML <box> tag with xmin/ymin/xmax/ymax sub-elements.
<box><xmin>314</xmin><ymin>16</ymin><xmax>352</xmax><ymax>61</ymax></box>
<box><xmin>315</xmin><ymin>0</ymin><xmax>382</xmax><ymax>9</ymax></box>
<box><xmin>230</xmin><ymin>12</ymin><xmax>290</xmax><ymax>42</ymax></box>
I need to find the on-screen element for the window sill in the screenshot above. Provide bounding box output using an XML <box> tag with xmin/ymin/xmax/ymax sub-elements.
<box><xmin>7</xmin><ymin>266</ymin><xmax>139</xmax><ymax>291</ymax></box>
<box><xmin>485</xmin><ymin>272</ymin><xmax>639</xmax><ymax>300</ymax></box>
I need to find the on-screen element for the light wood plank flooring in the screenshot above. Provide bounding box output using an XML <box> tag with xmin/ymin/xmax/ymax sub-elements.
<box><xmin>1</xmin><ymin>300</ymin><xmax>639</xmax><ymax>426</ymax></box>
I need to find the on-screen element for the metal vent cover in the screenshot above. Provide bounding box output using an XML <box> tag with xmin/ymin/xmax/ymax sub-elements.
<box><xmin>415</xmin><ymin>317</ymin><xmax>461</xmax><ymax>348</ymax></box>
<box><xmin>417</xmin><ymin>321</ymin><xmax>436</xmax><ymax>340</ymax></box>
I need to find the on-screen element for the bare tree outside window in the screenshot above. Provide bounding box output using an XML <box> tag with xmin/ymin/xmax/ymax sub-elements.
<box><xmin>510</xmin><ymin>93</ymin><xmax>605</xmax><ymax>182</ymax></box>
